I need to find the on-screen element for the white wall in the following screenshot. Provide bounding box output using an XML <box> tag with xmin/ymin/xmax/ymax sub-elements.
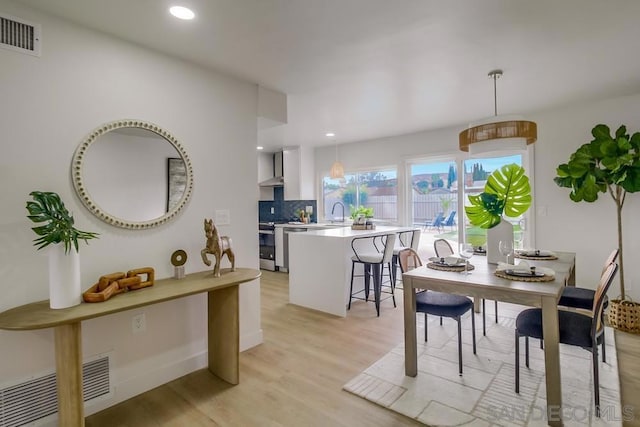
<box><xmin>0</xmin><ymin>0</ymin><xmax>261</xmax><ymax>417</ymax></box>
<box><xmin>315</xmin><ymin>93</ymin><xmax>640</xmax><ymax>298</ymax></box>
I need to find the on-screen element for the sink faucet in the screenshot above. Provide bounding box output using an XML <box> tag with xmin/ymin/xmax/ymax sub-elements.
<box><xmin>331</xmin><ymin>201</ymin><xmax>345</xmax><ymax>222</ymax></box>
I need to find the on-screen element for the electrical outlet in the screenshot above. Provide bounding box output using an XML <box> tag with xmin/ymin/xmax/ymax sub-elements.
<box><xmin>132</xmin><ymin>313</ymin><xmax>146</xmax><ymax>334</ymax></box>
<box><xmin>270</xmin><ymin>207</ymin><xmax>275</xmax><ymax>214</ymax></box>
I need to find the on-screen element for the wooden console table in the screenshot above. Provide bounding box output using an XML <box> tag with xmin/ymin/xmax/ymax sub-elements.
<box><xmin>0</xmin><ymin>267</ymin><xmax>261</xmax><ymax>427</ymax></box>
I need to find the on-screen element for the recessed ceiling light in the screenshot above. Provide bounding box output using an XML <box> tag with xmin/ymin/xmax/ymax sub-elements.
<box><xmin>169</xmin><ymin>6</ymin><xmax>195</xmax><ymax>20</ymax></box>
<box><xmin>325</xmin><ymin>132</ymin><xmax>335</xmax><ymax>137</ymax></box>
<box><xmin>257</xmin><ymin>146</ymin><xmax>264</xmax><ymax>150</ymax></box>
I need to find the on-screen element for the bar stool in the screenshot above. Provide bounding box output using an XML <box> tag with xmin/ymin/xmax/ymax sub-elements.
<box><xmin>391</xmin><ymin>229</ymin><xmax>421</xmax><ymax>288</ymax></box>
<box><xmin>348</xmin><ymin>233</ymin><xmax>396</xmax><ymax>316</ymax></box>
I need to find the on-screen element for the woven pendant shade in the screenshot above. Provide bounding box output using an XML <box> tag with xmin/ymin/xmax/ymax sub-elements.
<box><xmin>460</xmin><ymin>70</ymin><xmax>537</xmax><ymax>152</ymax></box>
<box><xmin>459</xmin><ymin>120</ymin><xmax>537</xmax><ymax>152</ymax></box>
<box><xmin>330</xmin><ymin>161</ymin><xmax>344</xmax><ymax>179</ymax></box>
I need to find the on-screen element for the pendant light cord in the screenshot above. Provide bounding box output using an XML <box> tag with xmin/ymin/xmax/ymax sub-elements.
<box><xmin>488</xmin><ymin>69</ymin><xmax>502</xmax><ymax>117</ymax></box>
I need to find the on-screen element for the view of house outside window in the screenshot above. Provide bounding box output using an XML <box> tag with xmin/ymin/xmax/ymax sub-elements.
<box><xmin>410</xmin><ymin>159</ymin><xmax>459</xmax><ymax>244</ymax></box>
<box><xmin>410</xmin><ymin>154</ymin><xmax>525</xmax><ymax>256</ymax></box>
<box><xmin>463</xmin><ymin>154</ymin><xmax>524</xmax><ymax>248</ymax></box>
<box><xmin>323</xmin><ymin>169</ymin><xmax>397</xmax><ymax>222</ymax></box>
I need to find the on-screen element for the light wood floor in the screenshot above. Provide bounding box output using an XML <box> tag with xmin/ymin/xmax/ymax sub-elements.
<box><xmin>86</xmin><ymin>270</ymin><xmax>421</xmax><ymax>426</ymax></box>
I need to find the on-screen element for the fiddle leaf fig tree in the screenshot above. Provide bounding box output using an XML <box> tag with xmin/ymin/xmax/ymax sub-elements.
<box><xmin>465</xmin><ymin>163</ymin><xmax>532</xmax><ymax>229</ymax></box>
<box><xmin>26</xmin><ymin>191</ymin><xmax>99</xmax><ymax>254</ymax></box>
<box><xmin>554</xmin><ymin>124</ymin><xmax>640</xmax><ymax>298</ymax></box>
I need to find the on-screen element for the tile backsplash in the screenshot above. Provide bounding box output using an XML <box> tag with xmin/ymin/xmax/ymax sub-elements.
<box><xmin>259</xmin><ymin>199</ymin><xmax>317</xmax><ymax>223</ymax></box>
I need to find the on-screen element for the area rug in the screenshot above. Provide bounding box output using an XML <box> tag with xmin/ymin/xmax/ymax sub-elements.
<box><xmin>344</xmin><ymin>303</ymin><xmax>622</xmax><ymax>426</ymax></box>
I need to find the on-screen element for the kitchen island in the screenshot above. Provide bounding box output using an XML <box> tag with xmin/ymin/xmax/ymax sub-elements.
<box><xmin>288</xmin><ymin>225</ymin><xmax>417</xmax><ymax>316</ymax></box>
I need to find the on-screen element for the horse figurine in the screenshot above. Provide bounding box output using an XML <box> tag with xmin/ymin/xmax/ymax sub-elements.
<box><xmin>201</xmin><ymin>218</ymin><xmax>235</xmax><ymax>277</ymax></box>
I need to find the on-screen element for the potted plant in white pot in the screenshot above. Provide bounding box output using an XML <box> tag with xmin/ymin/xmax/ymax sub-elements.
<box><xmin>554</xmin><ymin>124</ymin><xmax>640</xmax><ymax>331</ymax></box>
<box><xmin>464</xmin><ymin>163</ymin><xmax>532</xmax><ymax>264</ymax></box>
<box><xmin>26</xmin><ymin>191</ymin><xmax>99</xmax><ymax>308</ymax></box>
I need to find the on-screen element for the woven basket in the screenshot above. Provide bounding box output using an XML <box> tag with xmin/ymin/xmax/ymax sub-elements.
<box><xmin>608</xmin><ymin>297</ymin><xmax>640</xmax><ymax>334</ymax></box>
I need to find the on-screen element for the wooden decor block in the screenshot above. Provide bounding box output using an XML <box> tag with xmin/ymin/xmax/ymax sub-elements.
<box><xmin>126</xmin><ymin>267</ymin><xmax>155</xmax><ymax>289</ymax></box>
<box><xmin>83</xmin><ymin>281</ymin><xmax>121</xmax><ymax>303</ymax></box>
<box><xmin>98</xmin><ymin>272</ymin><xmax>126</xmax><ymax>291</ymax></box>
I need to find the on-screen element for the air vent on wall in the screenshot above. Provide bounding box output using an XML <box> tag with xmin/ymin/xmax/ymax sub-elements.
<box><xmin>0</xmin><ymin>355</ymin><xmax>112</xmax><ymax>427</ymax></box>
<box><xmin>0</xmin><ymin>13</ymin><xmax>41</xmax><ymax>57</ymax></box>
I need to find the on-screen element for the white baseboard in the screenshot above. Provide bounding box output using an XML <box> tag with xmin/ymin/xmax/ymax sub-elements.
<box><xmin>240</xmin><ymin>328</ymin><xmax>263</xmax><ymax>351</ymax></box>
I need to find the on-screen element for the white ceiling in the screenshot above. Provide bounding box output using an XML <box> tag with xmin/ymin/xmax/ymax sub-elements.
<box><xmin>19</xmin><ymin>0</ymin><xmax>640</xmax><ymax>151</ymax></box>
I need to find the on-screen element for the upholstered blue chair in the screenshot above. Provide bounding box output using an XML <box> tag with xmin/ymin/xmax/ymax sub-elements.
<box><xmin>433</xmin><ymin>238</ymin><xmax>497</xmax><ymax>336</ymax></box>
<box><xmin>557</xmin><ymin>248</ymin><xmax>617</xmax><ymax>362</ymax></box>
<box><xmin>514</xmin><ymin>263</ymin><xmax>618</xmax><ymax>417</ymax></box>
<box><xmin>349</xmin><ymin>233</ymin><xmax>396</xmax><ymax>316</ymax></box>
<box><xmin>399</xmin><ymin>248</ymin><xmax>476</xmax><ymax>375</ymax></box>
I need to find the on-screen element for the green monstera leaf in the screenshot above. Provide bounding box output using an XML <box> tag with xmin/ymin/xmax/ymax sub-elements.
<box><xmin>465</xmin><ymin>163</ymin><xmax>531</xmax><ymax>229</ymax></box>
<box><xmin>26</xmin><ymin>191</ymin><xmax>99</xmax><ymax>253</ymax></box>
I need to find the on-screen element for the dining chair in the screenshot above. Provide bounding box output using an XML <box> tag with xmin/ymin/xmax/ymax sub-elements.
<box><xmin>399</xmin><ymin>248</ymin><xmax>476</xmax><ymax>375</ymax></box>
<box><xmin>514</xmin><ymin>262</ymin><xmax>619</xmax><ymax>417</ymax></box>
<box><xmin>391</xmin><ymin>229</ymin><xmax>421</xmax><ymax>288</ymax></box>
<box><xmin>557</xmin><ymin>248</ymin><xmax>618</xmax><ymax>362</ymax></box>
<box><xmin>349</xmin><ymin>233</ymin><xmax>397</xmax><ymax>316</ymax></box>
<box><xmin>433</xmin><ymin>238</ymin><xmax>497</xmax><ymax>336</ymax></box>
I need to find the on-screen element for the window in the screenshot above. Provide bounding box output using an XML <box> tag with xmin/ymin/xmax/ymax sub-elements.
<box><xmin>323</xmin><ymin>169</ymin><xmax>397</xmax><ymax>222</ymax></box>
<box><xmin>409</xmin><ymin>159</ymin><xmax>459</xmax><ymax>243</ymax></box>
<box><xmin>463</xmin><ymin>154</ymin><xmax>526</xmax><ymax>248</ymax></box>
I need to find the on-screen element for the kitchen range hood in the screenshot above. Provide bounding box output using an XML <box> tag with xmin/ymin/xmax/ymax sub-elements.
<box><xmin>259</xmin><ymin>151</ymin><xmax>284</xmax><ymax>187</ymax></box>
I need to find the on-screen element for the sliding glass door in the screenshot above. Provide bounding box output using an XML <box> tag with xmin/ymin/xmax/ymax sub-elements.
<box><xmin>409</xmin><ymin>159</ymin><xmax>459</xmax><ymax>258</ymax></box>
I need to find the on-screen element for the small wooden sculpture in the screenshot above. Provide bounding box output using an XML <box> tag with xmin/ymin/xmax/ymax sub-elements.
<box><xmin>83</xmin><ymin>267</ymin><xmax>155</xmax><ymax>303</ymax></box>
<box><xmin>201</xmin><ymin>218</ymin><xmax>235</xmax><ymax>277</ymax></box>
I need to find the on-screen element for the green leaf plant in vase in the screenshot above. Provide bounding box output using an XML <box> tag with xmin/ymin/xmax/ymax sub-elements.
<box><xmin>465</xmin><ymin>163</ymin><xmax>532</xmax><ymax>264</ymax></box>
<box><xmin>554</xmin><ymin>124</ymin><xmax>640</xmax><ymax>304</ymax></box>
<box><xmin>26</xmin><ymin>191</ymin><xmax>99</xmax><ymax>309</ymax></box>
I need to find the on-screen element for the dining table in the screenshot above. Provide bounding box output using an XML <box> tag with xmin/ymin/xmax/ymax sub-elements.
<box><xmin>402</xmin><ymin>251</ymin><xmax>575</xmax><ymax>427</ymax></box>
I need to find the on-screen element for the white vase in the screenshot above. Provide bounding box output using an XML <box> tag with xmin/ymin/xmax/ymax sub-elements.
<box><xmin>486</xmin><ymin>220</ymin><xmax>514</xmax><ymax>265</ymax></box>
<box><xmin>48</xmin><ymin>245</ymin><xmax>82</xmax><ymax>309</ymax></box>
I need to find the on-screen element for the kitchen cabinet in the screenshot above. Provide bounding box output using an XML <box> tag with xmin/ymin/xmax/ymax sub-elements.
<box><xmin>283</xmin><ymin>147</ymin><xmax>315</xmax><ymax>200</ymax></box>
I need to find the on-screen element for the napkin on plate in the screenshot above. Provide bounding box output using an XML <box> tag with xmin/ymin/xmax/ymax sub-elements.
<box><xmin>497</xmin><ymin>260</ymin><xmax>555</xmax><ymax>276</ymax></box>
<box><xmin>428</xmin><ymin>256</ymin><xmax>466</xmax><ymax>266</ymax></box>
<box><xmin>517</xmin><ymin>249</ymin><xmax>556</xmax><ymax>257</ymax></box>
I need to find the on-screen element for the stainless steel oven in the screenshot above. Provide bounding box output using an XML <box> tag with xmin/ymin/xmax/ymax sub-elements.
<box><xmin>259</xmin><ymin>223</ymin><xmax>276</xmax><ymax>271</ymax></box>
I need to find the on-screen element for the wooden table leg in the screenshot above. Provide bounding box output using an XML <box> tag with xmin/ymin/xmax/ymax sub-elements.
<box><xmin>54</xmin><ymin>323</ymin><xmax>84</xmax><ymax>427</ymax></box>
<box><xmin>541</xmin><ymin>296</ymin><xmax>563</xmax><ymax>427</ymax></box>
<box><xmin>403</xmin><ymin>276</ymin><xmax>417</xmax><ymax>377</ymax></box>
<box><xmin>207</xmin><ymin>285</ymin><xmax>240</xmax><ymax>384</ymax></box>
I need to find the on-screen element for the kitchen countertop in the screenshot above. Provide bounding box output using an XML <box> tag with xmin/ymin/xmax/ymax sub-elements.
<box><xmin>290</xmin><ymin>225</ymin><xmax>416</xmax><ymax>237</ymax></box>
<box><xmin>273</xmin><ymin>222</ymin><xmax>350</xmax><ymax>229</ymax></box>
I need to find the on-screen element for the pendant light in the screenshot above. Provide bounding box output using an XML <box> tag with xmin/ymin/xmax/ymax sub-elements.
<box><xmin>330</xmin><ymin>144</ymin><xmax>344</xmax><ymax>179</ymax></box>
<box><xmin>459</xmin><ymin>70</ymin><xmax>537</xmax><ymax>153</ymax></box>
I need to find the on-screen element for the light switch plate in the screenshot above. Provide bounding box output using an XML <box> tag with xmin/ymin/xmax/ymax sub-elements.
<box><xmin>215</xmin><ymin>209</ymin><xmax>231</xmax><ymax>225</ymax></box>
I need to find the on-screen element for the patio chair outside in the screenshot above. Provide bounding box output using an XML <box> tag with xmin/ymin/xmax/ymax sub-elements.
<box><xmin>443</xmin><ymin>211</ymin><xmax>456</xmax><ymax>230</ymax></box>
<box><xmin>423</xmin><ymin>212</ymin><xmax>445</xmax><ymax>232</ymax></box>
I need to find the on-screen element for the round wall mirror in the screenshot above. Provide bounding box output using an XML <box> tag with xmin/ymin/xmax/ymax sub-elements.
<box><xmin>71</xmin><ymin>119</ymin><xmax>193</xmax><ymax>229</ymax></box>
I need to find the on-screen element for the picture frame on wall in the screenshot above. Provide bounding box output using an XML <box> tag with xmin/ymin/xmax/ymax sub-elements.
<box><xmin>167</xmin><ymin>157</ymin><xmax>187</xmax><ymax>212</ymax></box>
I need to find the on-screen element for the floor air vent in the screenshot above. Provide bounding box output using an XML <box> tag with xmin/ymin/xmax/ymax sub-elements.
<box><xmin>0</xmin><ymin>13</ymin><xmax>41</xmax><ymax>57</ymax></box>
<box><xmin>0</xmin><ymin>355</ymin><xmax>111</xmax><ymax>427</ymax></box>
